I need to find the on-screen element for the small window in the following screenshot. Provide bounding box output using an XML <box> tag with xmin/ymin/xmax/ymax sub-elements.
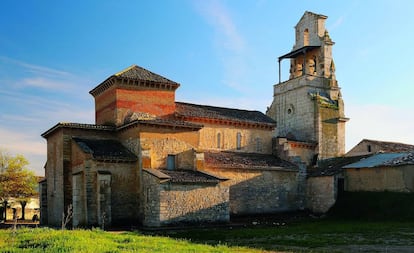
<box><xmin>236</xmin><ymin>132</ymin><xmax>242</xmax><ymax>150</ymax></box>
<box><xmin>217</xmin><ymin>133</ymin><xmax>221</xmax><ymax>149</ymax></box>
<box><xmin>167</xmin><ymin>155</ymin><xmax>176</xmax><ymax>171</ymax></box>
<box><xmin>304</xmin><ymin>28</ymin><xmax>309</xmax><ymax>46</ymax></box>
<box><xmin>367</xmin><ymin>145</ymin><xmax>372</xmax><ymax>153</ymax></box>
<box><xmin>256</xmin><ymin>137</ymin><xmax>262</xmax><ymax>152</ymax></box>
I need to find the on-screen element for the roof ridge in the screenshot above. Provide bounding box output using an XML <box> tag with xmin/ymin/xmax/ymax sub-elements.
<box><xmin>114</xmin><ymin>64</ymin><xmax>138</xmax><ymax>77</ymax></box>
<box><xmin>176</xmin><ymin>101</ymin><xmax>263</xmax><ymax>113</ymax></box>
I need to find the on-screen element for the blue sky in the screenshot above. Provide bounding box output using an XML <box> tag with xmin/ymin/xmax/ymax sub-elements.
<box><xmin>1</xmin><ymin>0</ymin><xmax>414</xmax><ymax>175</ymax></box>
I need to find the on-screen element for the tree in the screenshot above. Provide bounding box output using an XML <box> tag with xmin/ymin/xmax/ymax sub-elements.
<box><xmin>0</xmin><ymin>150</ymin><xmax>37</xmax><ymax>221</ymax></box>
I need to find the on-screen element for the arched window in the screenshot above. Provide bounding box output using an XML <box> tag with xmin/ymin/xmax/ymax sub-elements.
<box><xmin>217</xmin><ymin>133</ymin><xmax>221</xmax><ymax>149</ymax></box>
<box><xmin>304</xmin><ymin>28</ymin><xmax>309</xmax><ymax>46</ymax></box>
<box><xmin>236</xmin><ymin>132</ymin><xmax>242</xmax><ymax>150</ymax></box>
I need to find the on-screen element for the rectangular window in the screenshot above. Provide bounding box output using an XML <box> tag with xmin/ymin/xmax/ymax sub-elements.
<box><xmin>167</xmin><ymin>155</ymin><xmax>176</xmax><ymax>171</ymax></box>
<box><xmin>236</xmin><ymin>132</ymin><xmax>242</xmax><ymax>150</ymax></box>
<box><xmin>256</xmin><ymin>137</ymin><xmax>262</xmax><ymax>152</ymax></box>
<box><xmin>217</xmin><ymin>133</ymin><xmax>221</xmax><ymax>149</ymax></box>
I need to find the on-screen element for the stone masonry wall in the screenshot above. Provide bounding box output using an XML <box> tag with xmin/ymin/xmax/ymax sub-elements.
<box><xmin>203</xmin><ymin>167</ymin><xmax>299</xmax><ymax>215</ymax></box>
<box><xmin>159</xmin><ymin>183</ymin><xmax>229</xmax><ymax>226</ymax></box>
<box><xmin>44</xmin><ymin>130</ymin><xmax>65</xmax><ymax>226</ymax></box>
<box><xmin>142</xmin><ymin>171</ymin><xmax>229</xmax><ymax>227</ymax></box>
<box><xmin>198</xmin><ymin>124</ymin><xmax>273</xmax><ymax>154</ymax></box>
<box><xmin>142</xmin><ymin>172</ymin><xmax>161</xmax><ymax>227</ymax></box>
<box><xmin>317</xmin><ymin>106</ymin><xmax>344</xmax><ymax>159</ymax></box>
<box><xmin>306</xmin><ymin>175</ymin><xmax>336</xmax><ymax>213</ymax></box>
<box><xmin>345</xmin><ymin>165</ymin><xmax>414</xmax><ymax>192</ymax></box>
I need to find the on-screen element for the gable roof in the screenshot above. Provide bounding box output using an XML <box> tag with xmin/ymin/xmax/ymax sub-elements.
<box><xmin>143</xmin><ymin>169</ymin><xmax>225</xmax><ymax>183</ymax></box>
<box><xmin>361</xmin><ymin>139</ymin><xmax>414</xmax><ymax>153</ymax></box>
<box><xmin>114</xmin><ymin>65</ymin><xmax>178</xmax><ymax>84</ymax></box>
<box><xmin>343</xmin><ymin>152</ymin><xmax>413</xmax><ymax>169</ymax></box>
<box><xmin>309</xmin><ymin>155</ymin><xmax>370</xmax><ymax>177</ymax></box>
<box><xmin>73</xmin><ymin>137</ymin><xmax>137</xmax><ymax>162</ymax></box>
<box><xmin>90</xmin><ymin>65</ymin><xmax>180</xmax><ymax>97</ymax></box>
<box><xmin>175</xmin><ymin>102</ymin><xmax>276</xmax><ymax>128</ymax></box>
<box><xmin>205</xmin><ymin>151</ymin><xmax>297</xmax><ymax>171</ymax></box>
<box><xmin>41</xmin><ymin>122</ymin><xmax>115</xmax><ymax>138</ymax></box>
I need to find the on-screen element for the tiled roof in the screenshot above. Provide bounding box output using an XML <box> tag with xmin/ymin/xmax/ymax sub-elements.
<box><xmin>144</xmin><ymin>169</ymin><xmax>224</xmax><ymax>183</ymax></box>
<box><xmin>308</xmin><ymin>155</ymin><xmax>370</xmax><ymax>177</ymax></box>
<box><xmin>205</xmin><ymin>151</ymin><xmax>297</xmax><ymax>170</ymax></box>
<box><xmin>90</xmin><ymin>65</ymin><xmax>180</xmax><ymax>96</ymax></box>
<box><xmin>73</xmin><ymin>137</ymin><xmax>137</xmax><ymax>162</ymax></box>
<box><xmin>175</xmin><ymin>102</ymin><xmax>276</xmax><ymax>126</ymax></box>
<box><xmin>344</xmin><ymin>152</ymin><xmax>414</xmax><ymax>168</ymax></box>
<box><xmin>361</xmin><ymin>139</ymin><xmax>414</xmax><ymax>152</ymax></box>
<box><xmin>160</xmin><ymin>170</ymin><xmax>224</xmax><ymax>183</ymax></box>
<box><xmin>114</xmin><ymin>65</ymin><xmax>179</xmax><ymax>84</ymax></box>
<box><xmin>118</xmin><ymin>118</ymin><xmax>203</xmax><ymax>131</ymax></box>
<box><xmin>41</xmin><ymin>123</ymin><xmax>115</xmax><ymax>138</ymax></box>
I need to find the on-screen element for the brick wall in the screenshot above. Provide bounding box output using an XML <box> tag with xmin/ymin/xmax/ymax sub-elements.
<box><xmin>94</xmin><ymin>86</ymin><xmax>176</xmax><ymax>126</ymax></box>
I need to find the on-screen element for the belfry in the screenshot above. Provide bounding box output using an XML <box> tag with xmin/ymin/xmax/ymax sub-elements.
<box><xmin>267</xmin><ymin>11</ymin><xmax>348</xmax><ymax>163</ymax></box>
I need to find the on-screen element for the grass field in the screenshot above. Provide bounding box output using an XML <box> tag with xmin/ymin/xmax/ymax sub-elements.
<box><xmin>1</xmin><ymin>220</ymin><xmax>414</xmax><ymax>252</ymax></box>
<box><xmin>2</xmin><ymin>192</ymin><xmax>414</xmax><ymax>252</ymax></box>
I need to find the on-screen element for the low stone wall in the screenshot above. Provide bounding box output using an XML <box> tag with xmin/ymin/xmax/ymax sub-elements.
<box><xmin>203</xmin><ymin>167</ymin><xmax>300</xmax><ymax>215</ymax></box>
<box><xmin>142</xmin><ymin>171</ymin><xmax>229</xmax><ymax>227</ymax></box>
<box><xmin>306</xmin><ymin>175</ymin><xmax>336</xmax><ymax>213</ymax></box>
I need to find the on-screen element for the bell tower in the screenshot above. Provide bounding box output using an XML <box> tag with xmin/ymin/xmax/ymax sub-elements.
<box><xmin>267</xmin><ymin>11</ymin><xmax>348</xmax><ymax>162</ymax></box>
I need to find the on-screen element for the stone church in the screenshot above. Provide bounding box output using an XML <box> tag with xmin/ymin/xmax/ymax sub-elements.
<box><xmin>40</xmin><ymin>11</ymin><xmax>347</xmax><ymax>227</ymax></box>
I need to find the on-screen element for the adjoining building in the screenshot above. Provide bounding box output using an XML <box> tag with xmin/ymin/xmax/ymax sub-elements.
<box><xmin>40</xmin><ymin>11</ymin><xmax>349</xmax><ymax>227</ymax></box>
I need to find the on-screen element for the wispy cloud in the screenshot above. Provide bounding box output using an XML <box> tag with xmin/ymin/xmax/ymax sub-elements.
<box><xmin>329</xmin><ymin>15</ymin><xmax>345</xmax><ymax>31</ymax></box>
<box><xmin>20</xmin><ymin>77</ymin><xmax>74</xmax><ymax>90</ymax></box>
<box><xmin>194</xmin><ymin>0</ymin><xmax>249</xmax><ymax>92</ymax></box>
<box><xmin>196</xmin><ymin>0</ymin><xmax>245</xmax><ymax>52</ymax></box>
<box><xmin>0</xmin><ymin>56</ymin><xmax>71</xmax><ymax>77</ymax></box>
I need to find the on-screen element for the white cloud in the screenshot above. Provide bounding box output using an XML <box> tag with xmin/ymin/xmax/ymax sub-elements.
<box><xmin>194</xmin><ymin>0</ymin><xmax>249</xmax><ymax>92</ymax></box>
<box><xmin>196</xmin><ymin>0</ymin><xmax>245</xmax><ymax>52</ymax></box>
<box><xmin>20</xmin><ymin>77</ymin><xmax>74</xmax><ymax>90</ymax></box>
<box><xmin>0</xmin><ymin>127</ymin><xmax>46</xmax><ymax>175</ymax></box>
<box><xmin>0</xmin><ymin>56</ymin><xmax>71</xmax><ymax>78</ymax></box>
<box><xmin>346</xmin><ymin>103</ymin><xmax>414</xmax><ymax>151</ymax></box>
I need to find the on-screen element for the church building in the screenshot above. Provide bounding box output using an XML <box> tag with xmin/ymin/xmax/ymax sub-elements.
<box><xmin>40</xmin><ymin>11</ymin><xmax>347</xmax><ymax>227</ymax></box>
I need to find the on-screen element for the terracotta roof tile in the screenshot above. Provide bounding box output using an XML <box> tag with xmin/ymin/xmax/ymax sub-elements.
<box><xmin>159</xmin><ymin>170</ymin><xmax>223</xmax><ymax>183</ymax></box>
<box><xmin>309</xmin><ymin>155</ymin><xmax>370</xmax><ymax>177</ymax></box>
<box><xmin>176</xmin><ymin>102</ymin><xmax>276</xmax><ymax>126</ymax></box>
<box><xmin>205</xmin><ymin>151</ymin><xmax>297</xmax><ymax>170</ymax></box>
<box><xmin>361</xmin><ymin>139</ymin><xmax>414</xmax><ymax>152</ymax></box>
<box><xmin>73</xmin><ymin>137</ymin><xmax>137</xmax><ymax>162</ymax></box>
<box><xmin>114</xmin><ymin>65</ymin><xmax>178</xmax><ymax>84</ymax></box>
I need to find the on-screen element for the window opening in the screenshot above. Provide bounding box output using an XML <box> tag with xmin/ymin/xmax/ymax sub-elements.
<box><xmin>236</xmin><ymin>132</ymin><xmax>242</xmax><ymax>150</ymax></box>
<box><xmin>217</xmin><ymin>133</ymin><xmax>221</xmax><ymax>149</ymax></box>
<box><xmin>167</xmin><ymin>155</ymin><xmax>176</xmax><ymax>171</ymax></box>
<box><xmin>256</xmin><ymin>137</ymin><xmax>262</xmax><ymax>152</ymax></box>
<box><xmin>304</xmin><ymin>28</ymin><xmax>309</xmax><ymax>46</ymax></box>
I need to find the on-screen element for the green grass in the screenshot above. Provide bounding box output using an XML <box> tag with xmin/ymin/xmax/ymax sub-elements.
<box><xmin>0</xmin><ymin>227</ymin><xmax>267</xmax><ymax>253</ymax></box>
<box><xmin>1</xmin><ymin>219</ymin><xmax>414</xmax><ymax>252</ymax></box>
<box><xmin>154</xmin><ymin>220</ymin><xmax>414</xmax><ymax>252</ymax></box>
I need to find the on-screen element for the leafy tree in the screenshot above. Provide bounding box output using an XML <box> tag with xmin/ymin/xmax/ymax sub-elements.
<box><xmin>0</xmin><ymin>150</ymin><xmax>37</xmax><ymax>220</ymax></box>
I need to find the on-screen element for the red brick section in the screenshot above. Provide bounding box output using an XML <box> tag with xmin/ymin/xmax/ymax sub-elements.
<box><xmin>95</xmin><ymin>88</ymin><xmax>176</xmax><ymax>125</ymax></box>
